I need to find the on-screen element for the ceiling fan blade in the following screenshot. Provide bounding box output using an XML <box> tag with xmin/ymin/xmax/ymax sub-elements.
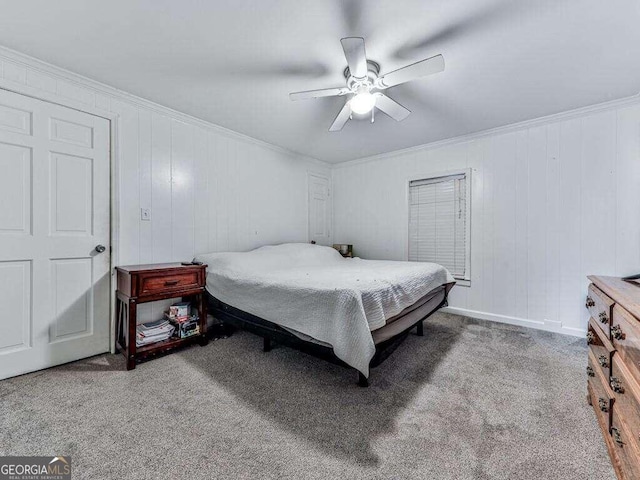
<box><xmin>377</xmin><ymin>55</ymin><xmax>445</xmax><ymax>88</ymax></box>
<box><xmin>339</xmin><ymin>0</ymin><xmax>364</xmax><ymax>33</ymax></box>
<box><xmin>289</xmin><ymin>87</ymin><xmax>350</xmax><ymax>101</ymax></box>
<box><xmin>340</xmin><ymin>37</ymin><xmax>368</xmax><ymax>79</ymax></box>
<box><xmin>393</xmin><ymin>1</ymin><xmax>534</xmax><ymax>60</ymax></box>
<box><xmin>374</xmin><ymin>94</ymin><xmax>411</xmax><ymax>122</ymax></box>
<box><xmin>329</xmin><ymin>102</ymin><xmax>352</xmax><ymax>132</ymax></box>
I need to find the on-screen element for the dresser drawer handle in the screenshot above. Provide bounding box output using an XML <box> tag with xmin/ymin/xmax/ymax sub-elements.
<box><xmin>610</xmin><ymin>377</ymin><xmax>625</xmax><ymax>394</ymax></box>
<box><xmin>598</xmin><ymin>312</ymin><xmax>609</xmax><ymax>325</ymax></box>
<box><xmin>598</xmin><ymin>398</ymin><xmax>609</xmax><ymax>412</ymax></box>
<box><xmin>164</xmin><ymin>280</ymin><xmax>180</xmax><ymax>286</ymax></box>
<box><xmin>611</xmin><ymin>427</ymin><xmax>624</xmax><ymax>446</ymax></box>
<box><xmin>598</xmin><ymin>355</ymin><xmax>609</xmax><ymax>368</ymax></box>
<box><xmin>586</xmin><ymin>366</ymin><xmax>595</xmax><ymax>377</ymax></box>
<box><xmin>586</xmin><ymin>332</ymin><xmax>595</xmax><ymax>345</ymax></box>
<box><xmin>585</xmin><ymin>296</ymin><xmax>596</xmax><ymax>308</ymax></box>
<box><xmin>611</xmin><ymin>325</ymin><xmax>624</xmax><ymax>340</ymax></box>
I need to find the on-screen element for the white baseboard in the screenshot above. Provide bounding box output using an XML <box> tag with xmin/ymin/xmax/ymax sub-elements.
<box><xmin>441</xmin><ymin>306</ymin><xmax>586</xmax><ymax>338</ymax></box>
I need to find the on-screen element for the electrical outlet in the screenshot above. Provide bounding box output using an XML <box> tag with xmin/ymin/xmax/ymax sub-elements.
<box><xmin>141</xmin><ymin>208</ymin><xmax>151</xmax><ymax>221</ymax></box>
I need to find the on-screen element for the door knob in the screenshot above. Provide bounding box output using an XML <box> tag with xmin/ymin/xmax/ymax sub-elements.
<box><xmin>95</xmin><ymin>244</ymin><xmax>106</xmax><ymax>253</ymax></box>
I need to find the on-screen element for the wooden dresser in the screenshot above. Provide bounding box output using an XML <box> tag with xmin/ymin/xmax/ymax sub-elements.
<box><xmin>586</xmin><ymin>276</ymin><xmax>640</xmax><ymax>479</ymax></box>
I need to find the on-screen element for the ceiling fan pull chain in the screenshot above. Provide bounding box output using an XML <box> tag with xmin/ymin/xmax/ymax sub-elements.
<box><xmin>371</xmin><ymin>108</ymin><xmax>375</xmax><ymax>123</ymax></box>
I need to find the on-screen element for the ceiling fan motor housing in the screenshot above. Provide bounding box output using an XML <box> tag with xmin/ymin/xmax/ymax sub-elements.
<box><xmin>344</xmin><ymin>60</ymin><xmax>380</xmax><ymax>92</ymax></box>
<box><xmin>289</xmin><ymin>37</ymin><xmax>444</xmax><ymax>131</ymax></box>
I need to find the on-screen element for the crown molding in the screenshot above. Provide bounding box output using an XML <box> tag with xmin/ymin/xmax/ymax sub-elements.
<box><xmin>0</xmin><ymin>45</ymin><xmax>328</xmax><ymax>168</ymax></box>
<box><xmin>4</xmin><ymin>43</ymin><xmax>637</xmax><ymax>171</ymax></box>
<box><xmin>332</xmin><ymin>92</ymin><xmax>640</xmax><ymax>169</ymax></box>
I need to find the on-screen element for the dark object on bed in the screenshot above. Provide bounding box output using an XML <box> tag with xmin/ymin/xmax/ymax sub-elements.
<box><xmin>206</xmin><ymin>286</ymin><xmax>449</xmax><ymax>387</ymax></box>
<box><xmin>622</xmin><ymin>272</ymin><xmax>640</xmax><ymax>286</ymax></box>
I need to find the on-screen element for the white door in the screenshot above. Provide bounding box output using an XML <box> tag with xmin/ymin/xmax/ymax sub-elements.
<box><xmin>308</xmin><ymin>173</ymin><xmax>331</xmax><ymax>246</ymax></box>
<box><xmin>0</xmin><ymin>89</ymin><xmax>111</xmax><ymax>380</ymax></box>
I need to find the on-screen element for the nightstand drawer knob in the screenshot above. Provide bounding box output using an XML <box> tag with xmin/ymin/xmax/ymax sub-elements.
<box><xmin>164</xmin><ymin>280</ymin><xmax>180</xmax><ymax>286</ymax></box>
<box><xmin>598</xmin><ymin>355</ymin><xmax>609</xmax><ymax>368</ymax></box>
<box><xmin>598</xmin><ymin>312</ymin><xmax>609</xmax><ymax>324</ymax></box>
<box><xmin>586</xmin><ymin>366</ymin><xmax>595</xmax><ymax>377</ymax></box>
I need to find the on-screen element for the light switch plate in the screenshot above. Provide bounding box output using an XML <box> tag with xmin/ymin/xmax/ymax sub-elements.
<box><xmin>141</xmin><ymin>208</ymin><xmax>151</xmax><ymax>221</ymax></box>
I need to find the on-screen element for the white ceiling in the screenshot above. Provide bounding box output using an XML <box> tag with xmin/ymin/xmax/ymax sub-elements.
<box><xmin>0</xmin><ymin>0</ymin><xmax>638</xmax><ymax>163</ymax></box>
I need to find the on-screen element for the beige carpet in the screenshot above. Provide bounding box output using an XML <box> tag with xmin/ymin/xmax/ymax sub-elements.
<box><xmin>0</xmin><ymin>312</ymin><xmax>615</xmax><ymax>479</ymax></box>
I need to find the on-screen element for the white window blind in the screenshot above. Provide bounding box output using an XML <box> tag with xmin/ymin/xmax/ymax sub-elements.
<box><xmin>409</xmin><ymin>173</ymin><xmax>467</xmax><ymax>278</ymax></box>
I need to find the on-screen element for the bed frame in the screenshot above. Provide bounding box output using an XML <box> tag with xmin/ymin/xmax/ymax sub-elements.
<box><xmin>207</xmin><ymin>292</ymin><xmax>449</xmax><ymax>387</ymax></box>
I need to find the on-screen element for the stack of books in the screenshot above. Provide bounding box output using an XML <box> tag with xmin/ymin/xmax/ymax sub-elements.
<box><xmin>136</xmin><ymin>319</ymin><xmax>175</xmax><ymax>347</ymax></box>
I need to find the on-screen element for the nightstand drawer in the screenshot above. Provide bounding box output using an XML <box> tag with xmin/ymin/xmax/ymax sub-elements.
<box><xmin>139</xmin><ymin>271</ymin><xmax>200</xmax><ymax>295</ymax></box>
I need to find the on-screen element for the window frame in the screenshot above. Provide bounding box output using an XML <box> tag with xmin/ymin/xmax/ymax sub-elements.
<box><xmin>405</xmin><ymin>168</ymin><xmax>472</xmax><ymax>286</ymax></box>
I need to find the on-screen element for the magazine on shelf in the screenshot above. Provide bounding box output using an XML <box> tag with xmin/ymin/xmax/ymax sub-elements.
<box><xmin>135</xmin><ymin>319</ymin><xmax>175</xmax><ymax>346</ymax></box>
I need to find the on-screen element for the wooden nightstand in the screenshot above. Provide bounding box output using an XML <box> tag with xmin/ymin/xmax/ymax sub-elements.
<box><xmin>115</xmin><ymin>263</ymin><xmax>208</xmax><ymax>370</ymax></box>
<box><xmin>332</xmin><ymin>244</ymin><xmax>353</xmax><ymax>258</ymax></box>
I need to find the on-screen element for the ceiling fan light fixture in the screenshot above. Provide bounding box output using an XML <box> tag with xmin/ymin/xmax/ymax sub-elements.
<box><xmin>289</xmin><ymin>37</ymin><xmax>444</xmax><ymax>131</ymax></box>
<box><xmin>349</xmin><ymin>90</ymin><xmax>376</xmax><ymax>115</ymax></box>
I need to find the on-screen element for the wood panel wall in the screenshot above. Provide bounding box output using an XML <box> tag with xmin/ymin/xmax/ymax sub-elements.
<box><xmin>111</xmin><ymin>100</ymin><xmax>328</xmax><ymax>266</ymax></box>
<box><xmin>3</xmin><ymin>47</ymin><xmax>639</xmax><ymax>335</ymax></box>
<box><xmin>332</xmin><ymin>103</ymin><xmax>640</xmax><ymax>335</ymax></box>
<box><xmin>0</xmin><ymin>50</ymin><xmax>330</xmax><ymax>321</ymax></box>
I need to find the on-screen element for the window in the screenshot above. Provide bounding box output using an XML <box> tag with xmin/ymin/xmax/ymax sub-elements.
<box><xmin>408</xmin><ymin>172</ymin><xmax>470</xmax><ymax>282</ymax></box>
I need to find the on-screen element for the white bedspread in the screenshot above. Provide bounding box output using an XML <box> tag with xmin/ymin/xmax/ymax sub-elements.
<box><xmin>195</xmin><ymin>243</ymin><xmax>455</xmax><ymax>377</ymax></box>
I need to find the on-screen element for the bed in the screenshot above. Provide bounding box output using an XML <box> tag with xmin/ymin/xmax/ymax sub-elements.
<box><xmin>195</xmin><ymin>243</ymin><xmax>455</xmax><ymax>386</ymax></box>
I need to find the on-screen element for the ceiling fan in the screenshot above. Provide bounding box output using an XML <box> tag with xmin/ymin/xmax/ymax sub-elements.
<box><xmin>289</xmin><ymin>37</ymin><xmax>444</xmax><ymax>132</ymax></box>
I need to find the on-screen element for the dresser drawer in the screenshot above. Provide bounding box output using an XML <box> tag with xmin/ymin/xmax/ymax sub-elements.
<box><xmin>587</xmin><ymin>283</ymin><xmax>614</xmax><ymax>338</ymax></box>
<box><xmin>611</xmin><ymin>408</ymin><xmax>640</xmax><ymax>479</ymax></box>
<box><xmin>588</xmin><ymin>349</ymin><xmax>614</xmax><ymax>429</ymax></box>
<box><xmin>139</xmin><ymin>271</ymin><xmax>201</xmax><ymax>296</ymax></box>
<box><xmin>612</xmin><ymin>305</ymin><xmax>640</xmax><ymax>385</ymax></box>
<box><xmin>588</xmin><ymin>318</ymin><xmax>615</xmax><ymax>379</ymax></box>
<box><xmin>610</xmin><ymin>355</ymin><xmax>640</xmax><ymax>451</ymax></box>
